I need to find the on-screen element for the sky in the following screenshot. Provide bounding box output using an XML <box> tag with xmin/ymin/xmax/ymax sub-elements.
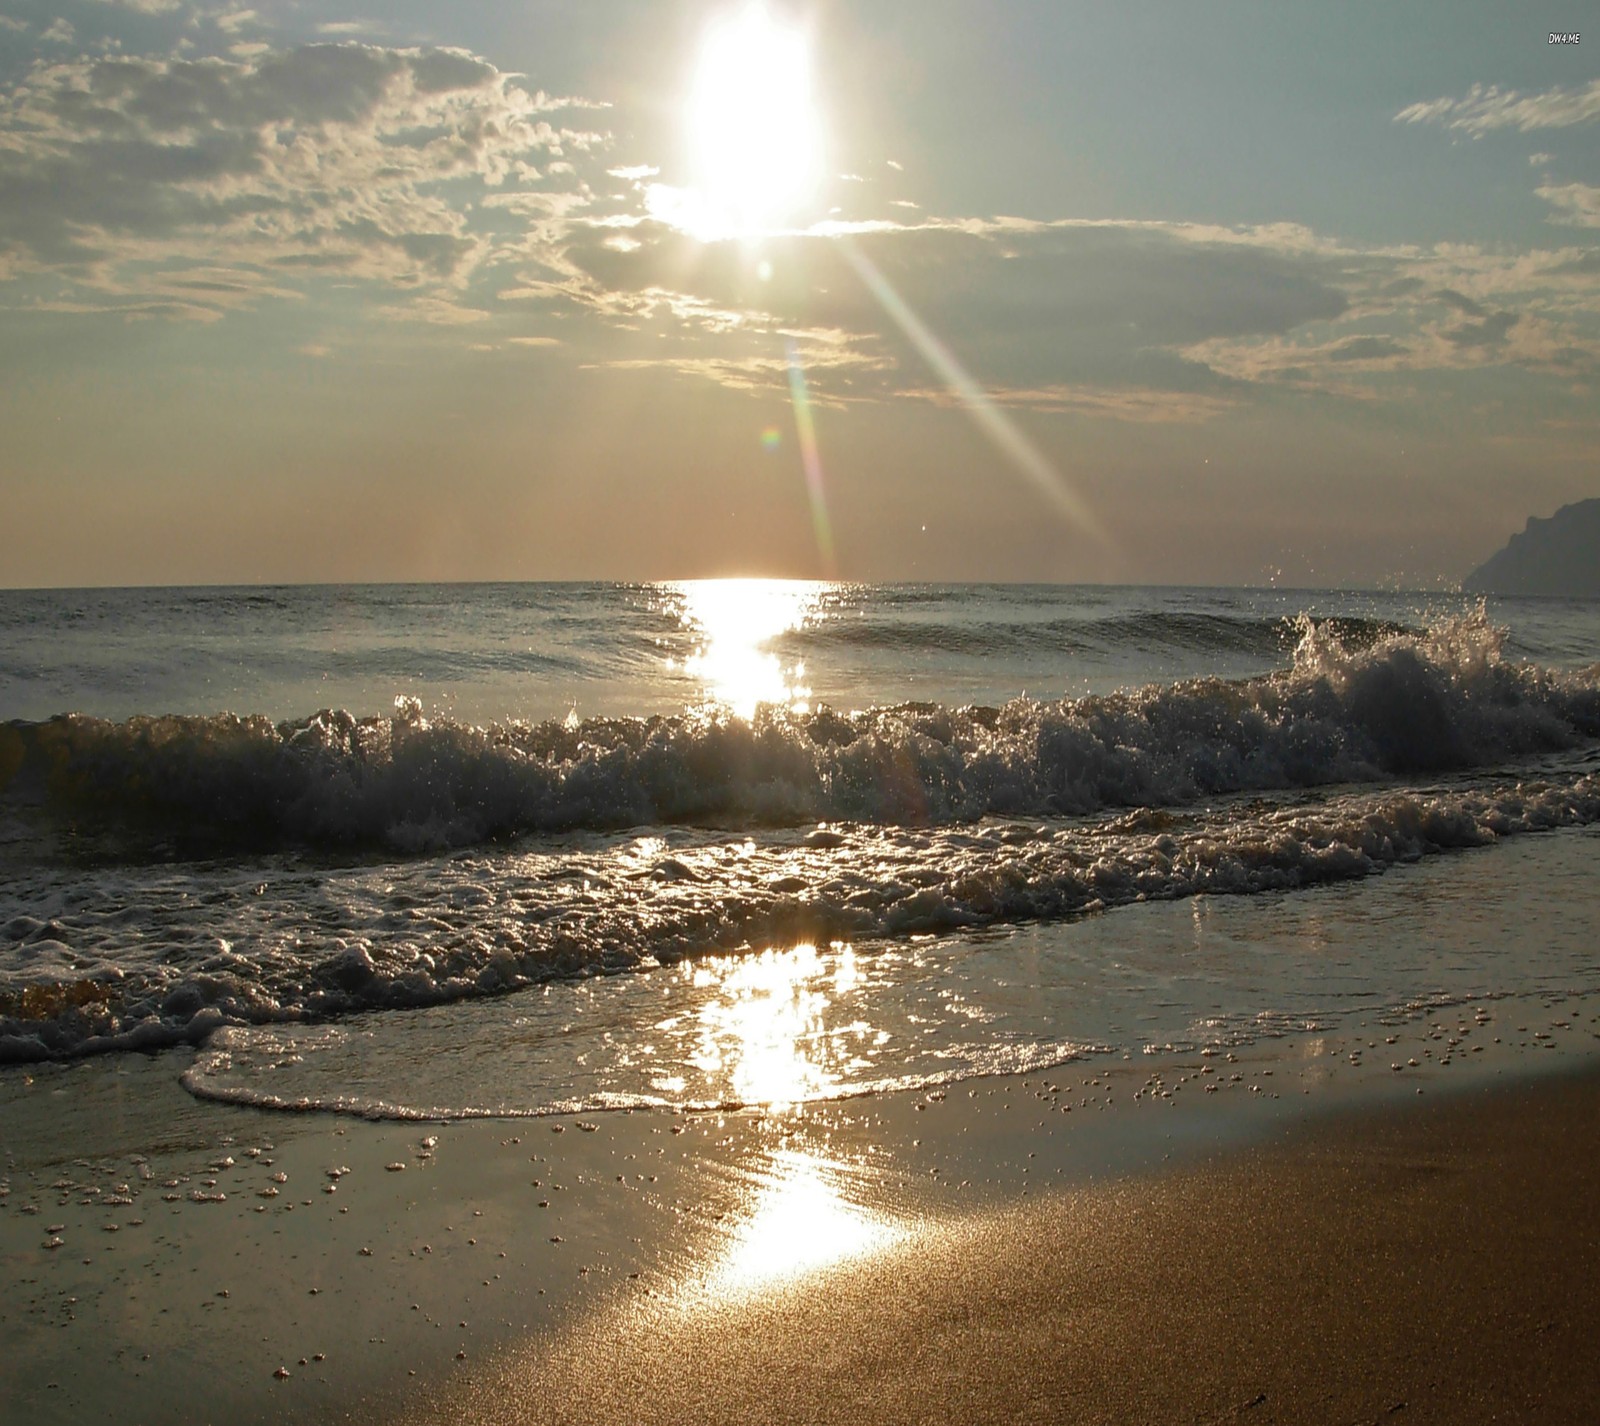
<box><xmin>0</xmin><ymin>0</ymin><xmax>1596</xmax><ymax>589</ymax></box>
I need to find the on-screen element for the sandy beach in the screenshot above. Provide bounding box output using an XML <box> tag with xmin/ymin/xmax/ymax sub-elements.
<box><xmin>5</xmin><ymin>988</ymin><xmax>1599</xmax><ymax>1425</ymax></box>
<box><xmin>438</xmin><ymin>1061</ymin><xmax>1600</xmax><ymax>1426</ymax></box>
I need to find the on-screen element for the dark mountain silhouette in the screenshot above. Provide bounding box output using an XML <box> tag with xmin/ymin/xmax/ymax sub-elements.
<box><xmin>1463</xmin><ymin>500</ymin><xmax>1600</xmax><ymax>597</ymax></box>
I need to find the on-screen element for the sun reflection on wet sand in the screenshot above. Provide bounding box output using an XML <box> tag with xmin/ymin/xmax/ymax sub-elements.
<box><xmin>654</xmin><ymin>938</ymin><xmax>906</xmax><ymax>1297</ymax></box>
<box><xmin>668</xmin><ymin>578</ymin><xmax>825</xmax><ymax>718</ymax></box>
<box><xmin>706</xmin><ymin>1148</ymin><xmax>903</xmax><ymax>1295</ymax></box>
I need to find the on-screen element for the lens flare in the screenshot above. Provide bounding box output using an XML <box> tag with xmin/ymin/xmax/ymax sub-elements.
<box><xmin>785</xmin><ymin>338</ymin><xmax>837</xmax><ymax>576</ymax></box>
<box><xmin>842</xmin><ymin>241</ymin><xmax>1110</xmax><ymax>547</ymax></box>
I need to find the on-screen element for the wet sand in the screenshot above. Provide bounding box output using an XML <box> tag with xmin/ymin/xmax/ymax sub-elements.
<box><xmin>416</xmin><ymin>1065</ymin><xmax>1600</xmax><ymax>1426</ymax></box>
<box><xmin>3</xmin><ymin>999</ymin><xmax>1598</xmax><ymax>1425</ymax></box>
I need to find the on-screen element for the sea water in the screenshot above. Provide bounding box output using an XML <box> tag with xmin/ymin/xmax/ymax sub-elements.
<box><xmin>2</xmin><ymin>582</ymin><xmax>1597</xmax><ymax>1115</ymax></box>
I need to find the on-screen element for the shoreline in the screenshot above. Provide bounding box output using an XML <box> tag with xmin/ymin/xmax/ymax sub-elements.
<box><xmin>4</xmin><ymin>985</ymin><xmax>1598</xmax><ymax>1425</ymax></box>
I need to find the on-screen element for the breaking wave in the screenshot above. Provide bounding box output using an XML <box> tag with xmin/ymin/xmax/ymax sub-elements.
<box><xmin>3</xmin><ymin>611</ymin><xmax>1596</xmax><ymax>854</ymax></box>
<box><xmin>3</xmin><ymin>764</ymin><xmax>1598</xmax><ymax>1062</ymax></box>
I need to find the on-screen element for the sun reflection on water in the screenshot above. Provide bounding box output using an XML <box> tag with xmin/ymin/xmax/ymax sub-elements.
<box><xmin>666</xmin><ymin>578</ymin><xmax>825</xmax><ymax>718</ymax></box>
<box><xmin>675</xmin><ymin>942</ymin><xmax>872</xmax><ymax>1109</ymax></box>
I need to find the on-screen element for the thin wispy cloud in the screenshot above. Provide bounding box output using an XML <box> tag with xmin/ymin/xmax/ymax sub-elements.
<box><xmin>1395</xmin><ymin>78</ymin><xmax>1600</xmax><ymax>134</ymax></box>
<box><xmin>89</xmin><ymin>0</ymin><xmax>184</xmax><ymax>13</ymax></box>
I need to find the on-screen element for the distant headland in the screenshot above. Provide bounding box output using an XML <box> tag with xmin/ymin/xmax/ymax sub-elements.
<box><xmin>1463</xmin><ymin>499</ymin><xmax>1600</xmax><ymax>597</ymax></box>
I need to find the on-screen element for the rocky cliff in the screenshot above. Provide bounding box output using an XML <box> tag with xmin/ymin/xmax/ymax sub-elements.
<box><xmin>1463</xmin><ymin>499</ymin><xmax>1600</xmax><ymax>597</ymax></box>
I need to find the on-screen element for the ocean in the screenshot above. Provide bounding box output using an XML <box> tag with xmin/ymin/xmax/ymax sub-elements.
<box><xmin>2</xmin><ymin>581</ymin><xmax>1598</xmax><ymax>1118</ymax></box>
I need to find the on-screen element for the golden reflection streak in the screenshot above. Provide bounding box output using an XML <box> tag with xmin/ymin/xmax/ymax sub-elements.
<box><xmin>707</xmin><ymin>1148</ymin><xmax>903</xmax><ymax>1294</ymax></box>
<box><xmin>669</xmin><ymin>578</ymin><xmax>824</xmax><ymax>719</ymax></box>
<box><xmin>668</xmin><ymin>939</ymin><xmax>903</xmax><ymax>1296</ymax></box>
<box><xmin>687</xmin><ymin>942</ymin><xmax>847</xmax><ymax>1109</ymax></box>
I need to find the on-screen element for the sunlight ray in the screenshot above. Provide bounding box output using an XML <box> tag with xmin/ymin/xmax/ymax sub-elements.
<box><xmin>842</xmin><ymin>241</ymin><xmax>1111</xmax><ymax>548</ymax></box>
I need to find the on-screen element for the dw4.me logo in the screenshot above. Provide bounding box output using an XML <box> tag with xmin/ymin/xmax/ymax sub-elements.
<box><xmin>1548</xmin><ymin>32</ymin><xmax>1580</xmax><ymax>43</ymax></box>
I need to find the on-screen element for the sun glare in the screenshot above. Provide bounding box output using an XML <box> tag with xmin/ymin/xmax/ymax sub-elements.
<box><xmin>684</xmin><ymin>4</ymin><xmax>824</xmax><ymax>238</ymax></box>
<box><xmin>670</xmin><ymin>578</ymin><xmax>822</xmax><ymax>717</ymax></box>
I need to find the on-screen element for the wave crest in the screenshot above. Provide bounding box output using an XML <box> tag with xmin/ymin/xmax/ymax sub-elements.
<box><xmin>2</xmin><ymin>610</ymin><xmax>1596</xmax><ymax>852</ymax></box>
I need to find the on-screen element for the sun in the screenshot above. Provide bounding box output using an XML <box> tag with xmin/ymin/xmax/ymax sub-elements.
<box><xmin>683</xmin><ymin>4</ymin><xmax>824</xmax><ymax>239</ymax></box>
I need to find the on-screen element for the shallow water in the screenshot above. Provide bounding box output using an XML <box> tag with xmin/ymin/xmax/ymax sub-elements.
<box><xmin>2</xmin><ymin>581</ymin><xmax>1597</xmax><ymax>1112</ymax></box>
<box><xmin>181</xmin><ymin>825</ymin><xmax>1600</xmax><ymax>1117</ymax></box>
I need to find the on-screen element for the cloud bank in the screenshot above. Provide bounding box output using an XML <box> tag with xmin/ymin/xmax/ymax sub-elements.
<box><xmin>0</xmin><ymin>43</ymin><xmax>601</xmax><ymax>318</ymax></box>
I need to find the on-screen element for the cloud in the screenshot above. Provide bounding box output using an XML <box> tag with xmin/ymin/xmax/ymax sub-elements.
<box><xmin>529</xmin><ymin>205</ymin><xmax>1598</xmax><ymax>413</ymax></box>
<box><xmin>1327</xmin><ymin>335</ymin><xmax>1411</xmax><ymax>362</ymax></box>
<box><xmin>595</xmin><ymin>334</ymin><xmax>880</xmax><ymax>399</ymax></box>
<box><xmin>1442</xmin><ymin>310</ymin><xmax>1518</xmax><ymax>348</ymax></box>
<box><xmin>1395</xmin><ymin>78</ymin><xmax>1600</xmax><ymax>134</ymax></box>
<box><xmin>1433</xmin><ymin>288</ymin><xmax>1486</xmax><ymax>317</ymax></box>
<box><xmin>374</xmin><ymin>295</ymin><xmax>491</xmax><ymax>324</ymax></box>
<box><xmin>1537</xmin><ymin>182</ymin><xmax>1600</xmax><ymax>228</ymax></box>
<box><xmin>547</xmin><ymin>217</ymin><xmax>1346</xmax><ymax>409</ymax></box>
<box><xmin>1547</xmin><ymin>249</ymin><xmax>1600</xmax><ymax>275</ymax></box>
<box><xmin>89</xmin><ymin>0</ymin><xmax>184</xmax><ymax>13</ymax></box>
<box><xmin>40</xmin><ymin>19</ymin><xmax>76</xmax><ymax>44</ymax></box>
<box><xmin>1162</xmin><ymin>238</ymin><xmax>1600</xmax><ymax>393</ymax></box>
<box><xmin>925</xmin><ymin>383</ymin><xmax>1237</xmax><ymax>423</ymax></box>
<box><xmin>0</xmin><ymin>43</ymin><xmax>604</xmax><ymax>318</ymax></box>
